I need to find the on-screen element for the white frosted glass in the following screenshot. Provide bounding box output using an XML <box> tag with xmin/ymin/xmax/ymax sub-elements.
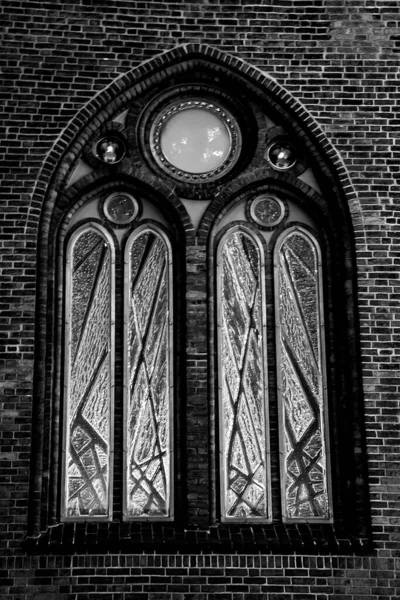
<box><xmin>160</xmin><ymin>108</ymin><xmax>231</xmax><ymax>173</ymax></box>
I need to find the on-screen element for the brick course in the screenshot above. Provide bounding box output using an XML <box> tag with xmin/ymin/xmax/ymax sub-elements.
<box><xmin>1</xmin><ymin>0</ymin><xmax>400</xmax><ymax>598</ymax></box>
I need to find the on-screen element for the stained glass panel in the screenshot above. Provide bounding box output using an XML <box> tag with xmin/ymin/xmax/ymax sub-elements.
<box><xmin>276</xmin><ymin>229</ymin><xmax>331</xmax><ymax>521</ymax></box>
<box><xmin>64</xmin><ymin>227</ymin><xmax>113</xmax><ymax>518</ymax></box>
<box><xmin>125</xmin><ymin>229</ymin><xmax>172</xmax><ymax>518</ymax></box>
<box><xmin>218</xmin><ymin>231</ymin><xmax>269</xmax><ymax>520</ymax></box>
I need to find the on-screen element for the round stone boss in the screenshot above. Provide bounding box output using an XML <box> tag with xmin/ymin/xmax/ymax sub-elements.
<box><xmin>150</xmin><ymin>99</ymin><xmax>242</xmax><ymax>182</ymax></box>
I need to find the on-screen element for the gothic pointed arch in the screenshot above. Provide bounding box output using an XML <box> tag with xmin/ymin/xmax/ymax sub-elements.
<box><xmin>28</xmin><ymin>45</ymin><xmax>369</xmax><ymax>552</ymax></box>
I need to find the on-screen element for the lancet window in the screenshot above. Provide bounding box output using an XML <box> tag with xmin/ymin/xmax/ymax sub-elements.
<box><xmin>62</xmin><ymin>211</ymin><xmax>174</xmax><ymax>521</ymax></box>
<box><xmin>216</xmin><ymin>223</ymin><xmax>332</xmax><ymax>523</ymax></box>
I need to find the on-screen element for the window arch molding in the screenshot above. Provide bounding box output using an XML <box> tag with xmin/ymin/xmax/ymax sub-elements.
<box><xmin>29</xmin><ymin>45</ymin><xmax>365</xmax><ymax>240</ymax></box>
<box><xmin>28</xmin><ymin>46</ymin><xmax>369</xmax><ymax>551</ymax></box>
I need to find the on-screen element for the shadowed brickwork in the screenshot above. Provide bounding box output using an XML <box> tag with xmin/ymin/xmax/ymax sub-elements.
<box><xmin>0</xmin><ymin>1</ymin><xmax>399</xmax><ymax>599</ymax></box>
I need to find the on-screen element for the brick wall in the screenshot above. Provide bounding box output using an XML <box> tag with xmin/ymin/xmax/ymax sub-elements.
<box><xmin>1</xmin><ymin>1</ymin><xmax>400</xmax><ymax>598</ymax></box>
<box><xmin>2</xmin><ymin>554</ymin><xmax>399</xmax><ymax>598</ymax></box>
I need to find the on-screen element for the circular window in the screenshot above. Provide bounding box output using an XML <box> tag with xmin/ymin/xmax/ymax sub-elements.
<box><xmin>150</xmin><ymin>100</ymin><xmax>242</xmax><ymax>182</ymax></box>
<box><xmin>249</xmin><ymin>194</ymin><xmax>286</xmax><ymax>228</ymax></box>
<box><xmin>103</xmin><ymin>193</ymin><xmax>138</xmax><ymax>225</ymax></box>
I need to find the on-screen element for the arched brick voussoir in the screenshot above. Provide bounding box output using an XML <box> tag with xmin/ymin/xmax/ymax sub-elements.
<box><xmin>55</xmin><ymin>171</ymin><xmax>195</xmax><ymax>245</ymax></box>
<box><xmin>30</xmin><ymin>43</ymin><xmax>365</xmax><ymax>248</ymax></box>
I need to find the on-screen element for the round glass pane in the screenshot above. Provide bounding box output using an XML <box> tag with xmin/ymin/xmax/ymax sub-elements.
<box><xmin>150</xmin><ymin>100</ymin><xmax>241</xmax><ymax>182</ymax></box>
<box><xmin>250</xmin><ymin>194</ymin><xmax>286</xmax><ymax>228</ymax></box>
<box><xmin>103</xmin><ymin>193</ymin><xmax>138</xmax><ymax>225</ymax></box>
<box><xmin>160</xmin><ymin>108</ymin><xmax>231</xmax><ymax>174</ymax></box>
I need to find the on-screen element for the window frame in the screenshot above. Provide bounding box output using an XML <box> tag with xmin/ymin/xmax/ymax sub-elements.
<box><xmin>211</xmin><ymin>183</ymin><xmax>337</xmax><ymax>525</ymax></box>
<box><xmin>61</xmin><ymin>222</ymin><xmax>116</xmax><ymax>522</ymax></box>
<box><xmin>216</xmin><ymin>224</ymin><xmax>271</xmax><ymax>523</ymax></box>
<box><xmin>27</xmin><ymin>50</ymin><xmax>371</xmax><ymax>550</ymax></box>
<box><xmin>123</xmin><ymin>223</ymin><xmax>175</xmax><ymax>521</ymax></box>
<box><xmin>274</xmin><ymin>225</ymin><xmax>333</xmax><ymax>524</ymax></box>
<box><xmin>61</xmin><ymin>205</ymin><xmax>176</xmax><ymax>523</ymax></box>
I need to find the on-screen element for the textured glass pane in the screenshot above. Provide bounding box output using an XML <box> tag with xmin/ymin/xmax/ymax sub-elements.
<box><xmin>126</xmin><ymin>231</ymin><xmax>172</xmax><ymax>518</ymax></box>
<box><xmin>161</xmin><ymin>108</ymin><xmax>231</xmax><ymax>173</ymax></box>
<box><xmin>277</xmin><ymin>230</ymin><xmax>331</xmax><ymax>520</ymax></box>
<box><xmin>219</xmin><ymin>232</ymin><xmax>268</xmax><ymax>519</ymax></box>
<box><xmin>65</xmin><ymin>229</ymin><xmax>112</xmax><ymax>518</ymax></box>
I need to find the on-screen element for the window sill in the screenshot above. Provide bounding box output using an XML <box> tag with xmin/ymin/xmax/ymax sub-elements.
<box><xmin>25</xmin><ymin>522</ymin><xmax>372</xmax><ymax>555</ymax></box>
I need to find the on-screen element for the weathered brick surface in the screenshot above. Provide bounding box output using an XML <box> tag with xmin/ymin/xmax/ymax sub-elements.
<box><xmin>1</xmin><ymin>0</ymin><xmax>400</xmax><ymax>598</ymax></box>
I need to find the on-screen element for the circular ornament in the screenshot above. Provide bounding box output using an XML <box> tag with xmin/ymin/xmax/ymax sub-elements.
<box><xmin>267</xmin><ymin>141</ymin><xmax>296</xmax><ymax>171</ymax></box>
<box><xmin>249</xmin><ymin>194</ymin><xmax>286</xmax><ymax>228</ymax></box>
<box><xmin>103</xmin><ymin>193</ymin><xmax>138</xmax><ymax>225</ymax></box>
<box><xmin>95</xmin><ymin>136</ymin><xmax>126</xmax><ymax>165</ymax></box>
<box><xmin>150</xmin><ymin>100</ymin><xmax>241</xmax><ymax>182</ymax></box>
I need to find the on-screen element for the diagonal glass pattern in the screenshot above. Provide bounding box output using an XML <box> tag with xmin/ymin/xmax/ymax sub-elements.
<box><xmin>218</xmin><ymin>231</ymin><xmax>268</xmax><ymax>520</ymax></box>
<box><xmin>125</xmin><ymin>229</ymin><xmax>172</xmax><ymax>518</ymax></box>
<box><xmin>276</xmin><ymin>229</ymin><xmax>331</xmax><ymax>521</ymax></box>
<box><xmin>64</xmin><ymin>228</ymin><xmax>112</xmax><ymax>518</ymax></box>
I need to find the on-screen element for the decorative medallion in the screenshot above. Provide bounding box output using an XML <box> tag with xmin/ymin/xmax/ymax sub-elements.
<box><xmin>150</xmin><ymin>100</ymin><xmax>242</xmax><ymax>182</ymax></box>
<box><xmin>95</xmin><ymin>135</ymin><xmax>126</xmax><ymax>165</ymax></box>
<box><xmin>267</xmin><ymin>141</ymin><xmax>296</xmax><ymax>171</ymax></box>
<box><xmin>249</xmin><ymin>194</ymin><xmax>286</xmax><ymax>228</ymax></box>
<box><xmin>103</xmin><ymin>192</ymin><xmax>138</xmax><ymax>225</ymax></box>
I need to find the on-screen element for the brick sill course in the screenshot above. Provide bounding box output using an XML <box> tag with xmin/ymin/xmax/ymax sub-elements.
<box><xmin>25</xmin><ymin>522</ymin><xmax>371</xmax><ymax>555</ymax></box>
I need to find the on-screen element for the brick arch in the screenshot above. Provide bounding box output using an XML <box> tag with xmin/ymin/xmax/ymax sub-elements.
<box><xmin>31</xmin><ymin>43</ymin><xmax>363</xmax><ymax>243</ymax></box>
<box><xmin>29</xmin><ymin>43</ymin><xmax>366</xmax><ymax>537</ymax></box>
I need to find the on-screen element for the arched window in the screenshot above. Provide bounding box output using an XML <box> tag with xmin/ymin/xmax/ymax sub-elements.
<box><xmin>217</xmin><ymin>227</ymin><xmax>269</xmax><ymax>521</ymax></box>
<box><xmin>60</xmin><ymin>193</ymin><xmax>175</xmax><ymax>523</ymax></box>
<box><xmin>124</xmin><ymin>226</ymin><xmax>174</xmax><ymax>519</ymax></box>
<box><xmin>62</xmin><ymin>224</ymin><xmax>115</xmax><ymax>519</ymax></box>
<box><xmin>29</xmin><ymin>47</ymin><xmax>369</xmax><ymax>551</ymax></box>
<box><xmin>275</xmin><ymin>227</ymin><xmax>331</xmax><ymax>522</ymax></box>
<box><xmin>215</xmin><ymin>210</ymin><xmax>333</xmax><ymax>525</ymax></box>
